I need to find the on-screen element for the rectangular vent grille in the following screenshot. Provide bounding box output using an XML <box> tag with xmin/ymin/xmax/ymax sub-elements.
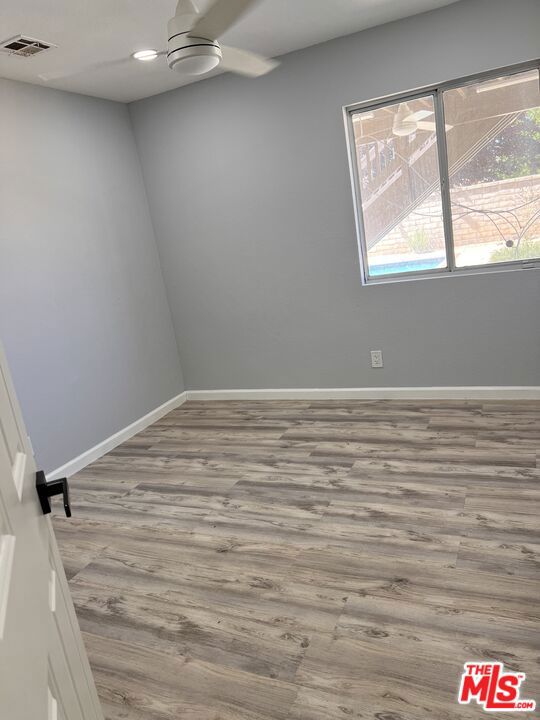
<box><xmin>0</xmin><ymin>35</ymin><xmax>55</xmax><ymax>57</ymax></box>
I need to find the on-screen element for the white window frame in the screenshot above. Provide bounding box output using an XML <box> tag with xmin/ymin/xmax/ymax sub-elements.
<box><xmin>343</xmin><ymin>60</ymin><xmax>540</xmax><ymax>285</ymax></box>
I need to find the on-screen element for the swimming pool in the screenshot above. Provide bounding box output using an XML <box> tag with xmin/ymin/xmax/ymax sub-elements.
<box><xmin>369</xmin><ymin>256</ymin><xmax>445</xmax><ymax>277</ymax></box>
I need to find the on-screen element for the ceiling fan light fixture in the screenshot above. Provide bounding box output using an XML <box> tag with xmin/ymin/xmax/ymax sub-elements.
<box><xmin>169</xmin><ymin>46</ymin><xmax>222</xmax><ymax>75</ymax></box>
<box><xmin>393</xmin><ymin>119</ymin><xmax>417</xmax><ymax>137</ymax></box>
<box><xmin>132</xmin><ymin>49</ymin><xmax>158</xmax><ymax>61</ymax></box>
<box><xmin>167</xmin><ymin>7</ymin><xmax>222</xmax><ymax>76</ymax></box>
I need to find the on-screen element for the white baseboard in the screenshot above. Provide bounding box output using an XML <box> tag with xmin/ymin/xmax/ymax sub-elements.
<box><xmin>47</xmin><ymin>385</ymin><xmax>539</xmax><ymax>479</ymax></box>
<box><xmin>187</xmin><ymin>386</ymin><xmax>540</xmax><ymax>401</ymax></box>
<box><xmin>47</xmin><ymin>391</ymin><xmax>187</xmax><ymax>480</ymax></box>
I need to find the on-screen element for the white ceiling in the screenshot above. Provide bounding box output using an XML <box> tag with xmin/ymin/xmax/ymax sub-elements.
<box><xmin>0</xmin><ymin>0</ymin><xmax>460</xmax><ymax>103</ymax></box>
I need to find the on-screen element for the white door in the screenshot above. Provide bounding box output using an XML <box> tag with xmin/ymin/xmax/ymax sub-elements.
<box><xmin>0</xmin><ymin>343</ymin><xmax>103</xmax><ymax>720</ymax></box>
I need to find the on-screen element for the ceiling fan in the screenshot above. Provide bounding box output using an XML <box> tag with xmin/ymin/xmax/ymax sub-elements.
<box><xmin>392</xmin><ymin>102</ymin><xmax>439</xmax><ymax>136</ymax></box>
<box><xmin>40</xmin><ymin>0</ymin><xmax>278</xmax><ymax>82</ymax></box>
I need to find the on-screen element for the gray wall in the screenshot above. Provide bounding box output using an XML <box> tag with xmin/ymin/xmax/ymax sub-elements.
<box><xmin>130</xmin><ymin>0</ymin><xmax>540</xmax><ymax>390</ymax></box>
<box><xmin>1</xmin><ymin>0</ymin><xmax>538</xmax><ymax>473</ymax></box>
<box><xmin>0</xmin><ymin>79</ymin><xmax>184</xmax><ymax>473</ymax></box>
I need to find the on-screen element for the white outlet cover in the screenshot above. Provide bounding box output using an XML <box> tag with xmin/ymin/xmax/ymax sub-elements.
<box><xmin>370</xmin><ymin>350</ymin><xmax>384</xmax><ymax>368</ymax></box>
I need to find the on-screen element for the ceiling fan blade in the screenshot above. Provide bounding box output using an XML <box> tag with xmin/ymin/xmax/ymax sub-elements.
<box><xmin>38</xmin><ymin>52</ymin><xmax>166</xmax><ymax>82</ymax></box>
<box><xmin>407</xmin><ymin>109</ymin><xmax>434</xmax><ymax>122</ymax></box>
<box><xmin>417</xmin><ymin>121</ymin><xmax>453</xmax><ymax>131</ymax></box>
<box><xmin>416</xmin><ymin>121</ymin><xmax>437</xmax><ymax>132</ymax></box>
<box><xmin>221</xmin><ymin>45</ymin><xmax>278</xmax><ymax>77</ymax></box>
<box><xmin>190</xmin><ymin>0</ymin><xmax>260</xmax><ymax>40</ymax></box>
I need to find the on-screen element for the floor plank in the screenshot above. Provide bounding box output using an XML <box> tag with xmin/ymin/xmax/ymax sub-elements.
<box><xmin>53</xmin><ymin>399</ymin><xmax>540</xmax><ymax>719</ymax></box>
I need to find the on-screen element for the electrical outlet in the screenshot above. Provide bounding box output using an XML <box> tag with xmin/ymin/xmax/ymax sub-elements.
<box><xmin>370</xmin><ymin>350</ymin><xmax>384</xmax><ymax>368</ymax></box>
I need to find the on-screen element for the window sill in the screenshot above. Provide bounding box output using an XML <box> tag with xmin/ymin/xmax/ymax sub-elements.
<box><xmin>360</xmin><ymin>260</ymin><xmax>540</xmax><ymax>286</ymax></box>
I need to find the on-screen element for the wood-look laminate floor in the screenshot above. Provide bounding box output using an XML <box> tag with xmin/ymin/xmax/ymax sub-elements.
<box><xmin>53</xmin><ymin>400</ymin><xmax>540</xmax><ymax>720</ymax></box>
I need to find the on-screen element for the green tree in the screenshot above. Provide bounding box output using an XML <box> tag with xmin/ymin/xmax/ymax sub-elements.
<box><xmin>453</xmin><ymin>109</ymin><xmax>540</xmax><ymax>184</ymax></box>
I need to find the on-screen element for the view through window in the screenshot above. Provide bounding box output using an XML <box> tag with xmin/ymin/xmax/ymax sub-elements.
<box><xmin>348</xmin><ymin>65</ymin><xmax>540</xmax><ymax>281</ymax></box>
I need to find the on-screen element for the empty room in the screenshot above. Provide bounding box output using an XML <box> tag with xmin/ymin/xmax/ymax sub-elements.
<box><xmin>0</xmin><ymin>0</ymin><xmax>539</xmax><ymax>718</ymax></box>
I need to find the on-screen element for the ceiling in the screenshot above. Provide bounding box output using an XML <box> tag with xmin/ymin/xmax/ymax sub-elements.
<box><xmin>0</xmin><ymin>0</ymin><xmax>460</xmax><ymax>103</ymax></box>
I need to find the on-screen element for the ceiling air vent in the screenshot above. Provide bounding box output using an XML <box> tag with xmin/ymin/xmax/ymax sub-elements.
<box><xmin>0</xmin><ymin>35</ymin><xmax>55</xmax><ymax>57</ymax></box>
